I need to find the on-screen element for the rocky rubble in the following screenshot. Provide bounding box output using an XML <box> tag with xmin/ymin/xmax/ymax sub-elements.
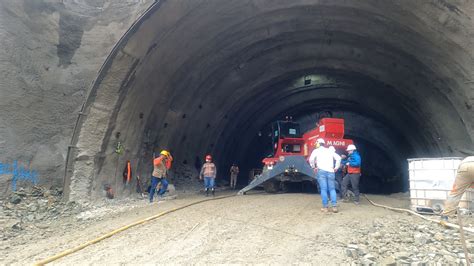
<box><xmin>0</xmin><ymin>186</ymin><xmax>152</xmax><ymax>244</ymax></box>
<box><xmin>172</xmin><ymin>164</ymin><xmax>205</xmax><ymax>192</ymax></box>
<box><xmin>0</xmin><ymin>185</ymin><xmax>180</xmax><ymax>263</ymax></box>
<box><xmin>344</xmin><ymin>214</ymin><xmax>474</xmax><ymax>265</ymax></box>
<box><xmin>1</xmin><ymin>186</ymin><xmax>83</xmax><ymax>240</ymax></box>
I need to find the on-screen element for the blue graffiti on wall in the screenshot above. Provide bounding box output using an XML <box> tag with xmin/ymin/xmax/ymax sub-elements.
<box><xmin>0</xmin><ymin>161</ymin><xmax>38</xmax><ymax>191</ymax></box>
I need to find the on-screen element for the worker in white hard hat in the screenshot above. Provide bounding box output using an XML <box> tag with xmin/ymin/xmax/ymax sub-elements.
<box><xmin>441</xmin><ymin>156</ymin><xmax>474</xmax><ymax>221</ymax></box>
<box><xmin>309</xmin><ymin>138</ymin><xmax>341</xmax><ymax>213</ymax></box>
<box><xmin>341</xmin><ymin>144</ymin><xmax>362</xmax><ymax>205</ymax></box>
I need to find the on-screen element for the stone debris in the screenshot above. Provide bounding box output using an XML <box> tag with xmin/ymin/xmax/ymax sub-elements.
<box><xmin>172</xmin><ymin>164</ymin><xmax>204</xmax><ymax>192</ymax></box>
<box><xmin>344</xmin><ymin>215</ymin><xmax>474</xmax><ymax>265</ymax></box>
<box><xmin>1</xmin><ymin>186</ymin><xmax>80</xmax><ymax>240</ymax></box>
<box><xmin>9</xmin><ymin>194</ymin><xmax>21</xmax><ymax>204</ymax></box>
<box><xmin>0</xmin><ymin>186</ymin><xmax>150</xmax><ymax>242</ymax></box>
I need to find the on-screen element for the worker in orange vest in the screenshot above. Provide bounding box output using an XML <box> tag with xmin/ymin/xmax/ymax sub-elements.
<box><xmin>341</xmin><ymin>144</ymin><xmax>362</xmax><ymax>205</ymax></box>
<box><xmin>442</xmin><ymin>156</ymin><xmax>474</xmax><ymax>221</ymax></box>
<box><xmin>150</xmin><ymin>150</ymin><xmax>173</xmax><ymax>203</ymax></box>
<box><xmin>200</xmin><ymin>155</ymin><xmax>217</xmax><ymax>196</ymax></box>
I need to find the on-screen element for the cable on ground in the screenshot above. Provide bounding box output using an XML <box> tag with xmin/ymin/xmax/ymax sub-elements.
<box><xmin>34</xmin><ymin>194</ymin><xmax>236</xmax><ymax>265</ymax></box>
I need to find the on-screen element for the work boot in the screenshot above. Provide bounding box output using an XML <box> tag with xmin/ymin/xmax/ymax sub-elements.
<box><xmin>321</xmin><ymin>207</ymin><xmax>329</xmax><ymax>213</ymax></box>
<box><xmin>354</xmin><ymin>201</ymin><xmax>360</xmax><ymax>205</ymax></box>
<box><xmin>205</xmin><ymin>188</ymin><xmax>209</xmax><ymax>197</ymax></box>
<box><xmin>211</xmin><ymin>188</ymin><xmax>215</xmax><ymax>197</ymax></box>
<box><xmin>331</xmin><ymin>207</ymin><xmax>338</xmax><ymax>213</ymax></box>
<box><xmin>440</xmin><ymin>215</ymin><xmax>450</xmax><ymax>227</ymax></box>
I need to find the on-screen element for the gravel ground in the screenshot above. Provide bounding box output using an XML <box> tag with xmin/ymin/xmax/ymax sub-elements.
<box><xmin>2</xmin><ymin>191</ymin><xmax>473</xmax><ymax>265</ymax></box>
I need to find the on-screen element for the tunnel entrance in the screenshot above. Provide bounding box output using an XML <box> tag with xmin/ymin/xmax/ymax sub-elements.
<box><xmin>64</xmin><ymin>0</ymin><xmax>474</xmax><ymax>202</ymax></box>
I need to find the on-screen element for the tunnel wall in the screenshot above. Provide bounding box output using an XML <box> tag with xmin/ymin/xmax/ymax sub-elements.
<box><xmin>65</xmin><ymin>0</ymin><xmax>474</xmax><ymax>202</ymax></box>
<box><xmin>0</xmin><ymin>0</ymin><xmax>154</xmax><ymax>194</ymax></box>
<box><xmin>1</xmin><ymin>0</ymin><xmax>473</xmax><ymax>201</ymax></box>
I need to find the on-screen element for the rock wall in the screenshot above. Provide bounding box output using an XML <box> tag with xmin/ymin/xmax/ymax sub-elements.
<box><xmin>0</xmin><ymin>0</ymin><xmax>153</xmax><ymax>194</ymax></box>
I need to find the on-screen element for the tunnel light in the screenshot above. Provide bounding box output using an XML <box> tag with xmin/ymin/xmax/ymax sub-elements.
<box><xmin>296</xmin><ymin>74</ymin><xmax>329</xmax><ymax>88</ymax></box>
<box><xmin>304</xmin><ymin>76</ymin><xmax>311</xmax><ymax>85</ymax></box>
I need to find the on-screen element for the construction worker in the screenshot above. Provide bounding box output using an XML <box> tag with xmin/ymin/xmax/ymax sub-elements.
<box><xmin>441</xmin><ymin>156</ymin><xmax>474</xmax><ymax>220</ymax></box>
<box><xmin>229</xmin><ymin>163</ymin><xmax>239</xmax><ymax>189</ymax></box>
<box><xmin>200</xmin><ymin>155</ymin><xmax>217</xmax><ymax>196</ymax></box>
<box><xmin>335</xmin><ymin>154</ymin><xmax>348</xmax><ymax>198</ymax></box>
<box><xmin>309</xmin><ymin>138</ymin><xmax>341</xmax><ymax>213</ymax></box>
<box><xmin>149</xmin><ymin>150</ymin><xmax>173</xmax><ymax>203</ymax></box>
<box><xmin>341</xmin><ymin>144</ymin><xmax>362</xmax><ymax>205</ymax></box>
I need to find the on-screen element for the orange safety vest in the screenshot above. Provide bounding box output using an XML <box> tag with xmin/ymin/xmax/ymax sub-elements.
<box><xmin>127</xmin><ymin>161</ymin><xmax>131</xmax><ymax>182</ymax></box>
<box><xmin>153</xmin><ymin>155</ymin><xmax>173</xmax><ymax>177</ymax></box>
<box><xmin>347</xmin><ymin>165</ymin><xmax>361</xmax><ymax>174</ymax></box>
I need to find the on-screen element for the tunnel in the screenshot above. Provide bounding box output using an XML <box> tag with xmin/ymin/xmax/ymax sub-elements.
<box><xmin>63</xmin><ymin>0</ymin><xmax>474</xmax><ymax>202</ymax></box>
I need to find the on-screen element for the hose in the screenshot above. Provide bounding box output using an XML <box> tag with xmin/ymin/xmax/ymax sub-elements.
<box><xmin>35</xmin><ymin>193</ymin><xmax>473</xmax><ymax>265</ymax></box>
<box><xmin>363</xmin><ymin>194</ymin><xmax>474</xmax><ymax>234</ymax></box>
<box><xmin>364</xmin><ymin>194</ymin><xmax>473</xmax><ymax>263</ymax></box>
<box><xmin>34</xmin><ymin>194</ymin><xmax>236</xmax><ymax>266</ymax></box>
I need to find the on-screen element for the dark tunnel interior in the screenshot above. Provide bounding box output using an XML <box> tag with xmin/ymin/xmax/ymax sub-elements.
<box><xmin>234</xmin><ymin>115</ymin><xmax>410</xmax><ymax>194</ymax></box>
<box><xmin>215</xmin><ymin>71</ymin><xmax>418</xmax><ymax>194</ymax></box>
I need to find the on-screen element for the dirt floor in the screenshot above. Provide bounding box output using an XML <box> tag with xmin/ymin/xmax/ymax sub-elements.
<box><xmin>2</xmin><ymin>191</ymin><xmax>474</xmax><ymax>265</ymax></box>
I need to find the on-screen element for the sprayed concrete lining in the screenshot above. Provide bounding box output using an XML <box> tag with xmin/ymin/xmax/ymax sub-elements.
<box><xmin>1</xmin><ymin>1</ymin><xmax>473</xmax><ymax>201</ymax></box>
<box><xmin>63</xmin><ymin>0</ymin><xmax>474</xmax><ymax>202</ymax></box>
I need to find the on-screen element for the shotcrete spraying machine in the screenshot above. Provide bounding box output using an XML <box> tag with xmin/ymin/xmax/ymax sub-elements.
<box><xmin>238</xmin><ymin>118</ymin><xmax>353</xmax><ymax>194</ymax></box>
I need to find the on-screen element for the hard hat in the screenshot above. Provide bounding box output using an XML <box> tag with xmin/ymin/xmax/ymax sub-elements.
<box><xmin>316</xmin><ymin>138</ymin><xmax>325</xmax><ymax>144</ymax></box>
<box><xmin>205</xmin><ymin>155</ymin><xmax>212</xmax><ymax>161</ymax></box>
<box><xmin>346</xmin><ymin>144</ymin><xmax>357</xmax><ymax>151</ymax></box>
<box><xmin>160</xmin><ymin>150</ymin><xmax>170</xmax><ymax>157</ymax></box>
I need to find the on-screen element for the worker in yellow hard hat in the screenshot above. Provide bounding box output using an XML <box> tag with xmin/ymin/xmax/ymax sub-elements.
<box><xmin>149</xmin><ymin>150</ymin><xmax>173</xmax><ymax>203</ymax></box>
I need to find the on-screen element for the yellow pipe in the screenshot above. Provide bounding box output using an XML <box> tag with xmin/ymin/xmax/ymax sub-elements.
<box><xmin>36</xmin><ymin>193</ymin><xmax>472</xmax><ymax>265</ymax></box>
<box><xmin>34</xmin><ymin>194</ymin><xmax>235</xmax><ymax>265</ymax></box>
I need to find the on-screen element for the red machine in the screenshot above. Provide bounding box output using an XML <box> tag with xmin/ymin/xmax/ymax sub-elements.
<box><xmin>239</xmin><ymin>118</ymin><xmax>353</xmax><ymax>194</ymax></box>
<box><xmin>303</xmin><ymin>118</ymin><xmax>354</xmax><ymax>154</ymax></box>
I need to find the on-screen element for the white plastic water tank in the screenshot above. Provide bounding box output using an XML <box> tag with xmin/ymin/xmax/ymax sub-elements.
<box><xmin>408</xmin><ymin>157</ymin><xmax>473</xmax><ymax>213</ymax></box>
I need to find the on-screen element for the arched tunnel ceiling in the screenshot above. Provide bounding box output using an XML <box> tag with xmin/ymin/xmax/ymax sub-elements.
<box><xmin>66</xmin><ymin>0</ymin><xmax>474</xmax><ymax>201</ymax></box>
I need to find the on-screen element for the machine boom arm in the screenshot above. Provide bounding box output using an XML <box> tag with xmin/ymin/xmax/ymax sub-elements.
<box><xmin>238</xmin><ymin>156</ymin><xmax>314</xmax><ymax>195</ymax></box>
